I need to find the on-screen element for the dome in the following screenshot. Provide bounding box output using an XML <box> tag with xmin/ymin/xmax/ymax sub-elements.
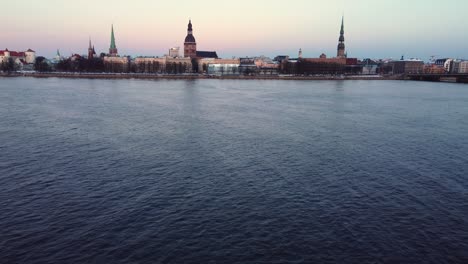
<box><xmin>185</xmin><ymin>34</ymin><xmax>196</xmax><ymax>43</ymax></box>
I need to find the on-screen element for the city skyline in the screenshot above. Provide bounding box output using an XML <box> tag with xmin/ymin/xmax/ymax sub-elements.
<box><xmin>2</xmin><ymin>0</ymin><xmax>467</xmax><ymax>60</ymax></box>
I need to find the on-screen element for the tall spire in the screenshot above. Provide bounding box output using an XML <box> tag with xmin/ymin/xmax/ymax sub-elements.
<box><xmin>109</xmin><ymin>24</ymin><xmax>118</xmax><ymax>56</ymax></box>
<box><xmin>184</xmin><ymin>19</ymin><xmax>197</xmax><ymax>58</ymax></box>
<box><xmin>337</xmin><ymin>16</ymin><xmax>346</xmax><ymax>58</ymax></box>
<box><xmin>110</xmin><ymin>24</ymin><xmax>116</xmax><ymax>50</ymax></box>
<box><xmin>88</xmin><ymin>37</ymin><xmax>94</xmax><ymax>59</ymax></box>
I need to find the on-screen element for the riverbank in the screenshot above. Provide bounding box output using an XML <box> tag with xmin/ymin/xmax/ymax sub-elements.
<box><xmin>0</xmin><ymin>72</ymin><xmax>403</xmax><ymax>81</ymax></box>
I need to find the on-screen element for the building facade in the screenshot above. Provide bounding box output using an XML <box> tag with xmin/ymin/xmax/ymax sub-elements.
<box><xmin>198</xmin><ymin>58</ymin><xmax>239</xmax><ymax>73</ymax></box>
<box><xmin>0</xmin><ymin>48</ymin><xmax>36</xmax><ymax>65</ymax></box>
<box><xmin>169</xmin><ymin>47</ymin><xmax>180</xmax><ymax>58</ymax></box>
<box><xmin>459</xmin><ymin>61</ymin><xmax>468</xmax><ymax>73</ymax></box>
<box><xmin>134</xmin><ymin>56</ymin><xmax>192</xmax><ymax>74</ymax></box>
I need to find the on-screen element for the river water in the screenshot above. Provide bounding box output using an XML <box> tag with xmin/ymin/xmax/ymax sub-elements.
<box><xmin>1</xmin><ymin>78</ymin><xmax>467</xmax><ymax>263</ymax></box>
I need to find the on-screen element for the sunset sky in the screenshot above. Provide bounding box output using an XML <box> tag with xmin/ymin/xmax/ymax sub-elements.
<box><xmin>2</xmin><ymin>0</ymin><xmax>467</xmax><ymax>60</ymax></box>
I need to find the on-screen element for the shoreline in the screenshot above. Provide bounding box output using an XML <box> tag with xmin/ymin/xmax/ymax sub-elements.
<box><xmin>0</xmin><ymin>72</ymin><xmax>403</xmax><ymax>81</ymax></box>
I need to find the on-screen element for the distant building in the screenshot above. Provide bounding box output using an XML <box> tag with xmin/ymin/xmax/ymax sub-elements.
<box><xmin>169</xmin><ymin>47</ymin><xmax>180</xmax><ymax>58</ymax></box>
<box><xmin>424</xmin><ymin>64</ymin><xmax>446</xmax><ymax>74</ymax></box>
<box><xmin>239</xmin><ymin>58</ymin><xmax>257</xmax><ymax>74</ymax></box>
<box><xmin>0</xmin><ymin>48</ymin><xmax>36</xmax><ymax>65</ymax></box>
<box><xmin>274</xmin><ymin>55</ymin><xmax>289</xmax><ymax>63</ymax></box>
<box><xmin>134</xmin><ymin>56</ymin><xmax>192</xmax><ymax>74</ymax></box>
<box><xmin>183</xmin><ymin>19</ymin><xmax>219</xmax><ymax>62</ymax></box>
<box><xmin>184</xmin><ymin>20</ymin><xmax>197</xmax><ymax>58</ymax></box>
<box><xmin>361</xmin><ymin>59</ymin><xmax>378</xmax><ymax>75</ymax></box>
<box><xmin>103</xmin><ymin>56</ymin><xmax>130</xmax><ymax>72</ymax></box>
<box><xmin>196</xmin><ymin>51</ymin><xmax>218</xmax><ymax>59</ymax></box>
<box><xmin>384</xmin><ymin>59</ymin><xmax>424</xmax><ymax>74</ymax></box>
<box><xmin>435</xmin><ymin>58</ymin><xmax>449</xmax><ymax>67</ymax></box>
<box><xmin>207</xmin><ymin>64</ymin><xmax>240</xmax><ymax>75</ymax></box>
<box><xmin>459</xmin><ymin>61</ymin><xmax>468</xmax><ymax>74</ymax></box>
<box><xmin>198</xmin><ymin>58</ymin><xmax>239</xmax><ymax>73</ymax></box>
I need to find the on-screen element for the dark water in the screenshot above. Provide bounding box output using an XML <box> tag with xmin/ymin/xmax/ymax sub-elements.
<box><xmin>1</xmin><ymin>78</ymin><xmax>468</xmax><ymax>264</ymax></box>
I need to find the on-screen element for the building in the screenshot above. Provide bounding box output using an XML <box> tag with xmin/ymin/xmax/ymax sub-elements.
<box><xmin>104</xmin><ymin>56</ymin><xmax>130</xmax><ymax>72</ymax></box>
<box><xmin>0</xmin><ymin>48</ymin><xmax>36</xmax><ymax>65</ymax></box>
<box><xmin>459</xmin><ymin>61</ymin><xmax>468</xmax><ymax>74</ymax></box>
<box><xmin>198</xmin><ymin>58</ymin><xmax>239</xmax><ymax>73</ymax></box>
<box><xmin>134</xmin><ymin>56</ymin><xmax>192</xmax><ymax>74</ymax></box>
<box><xmin>109</xmin><ymin>24</ymin><xmax>118</xmax><ymax>57</ymax></box>
<box><xmin>239</xmin><ymin>58</ymin><xmax>257</xmax><ymax>75</ymax></box>
<box><xmin>196</xmin><ymin>51</ymin><xmax>218</xmax><ymax>59</ymax></box>
<box><xmin>361</xmin><ymin>59</ymin><xmax>378</xmax><ymax>75</ymax></box>
<box><xmin>88</xmin><ymin>38</ymin><xmax>96</xmax><ymax>59</ymax></box>
<box><xmin>184</xmin><ymin>20</ymin><xmax>197</xmax><ymax>58</ymax></box>
<box><xmin>383</xmin><ymin>59</ymin><xmax>424</xmax><ymax>74</ymax></box>
<box><xmin>169</xmin><ymin>47</ymin><xmax>180</xmax><ymax>58</ymax></box>
<box><xmin>207</xmin><ymin>64</ymin><xmax>240</xmax><ymax>75</ymax></box>
<box><xmin>337</xmin><ymin>16</ymin><xmax>346</xmax><ymax>58</ymax></box>
<box><xmin>183</xmin><ymin>20</ymin><xmax>218</xmax><ymax>60</ymax></box>
<box><xmin>198</xmin><ymin>58</ymin><xmax>240</xmax><ymax>74</ymax></box>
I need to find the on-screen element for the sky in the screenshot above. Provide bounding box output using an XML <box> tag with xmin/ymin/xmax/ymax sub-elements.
<box><xmin>1</xmin><ymin>0</ymin><xmax>467</xmax><ymax>60</ymax></box>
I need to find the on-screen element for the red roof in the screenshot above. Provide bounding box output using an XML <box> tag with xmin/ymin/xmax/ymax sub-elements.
<box><xmin>0</xmin><ymin>49</ymin><xmax>28</xmax><ymax>57</ymax></box>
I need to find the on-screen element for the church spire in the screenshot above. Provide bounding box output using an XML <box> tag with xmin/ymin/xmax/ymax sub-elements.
<box><xmin>184</xmin><ymin>19</ymin><xmax>197</xmax><ymax>58</ymax></box>
<box><xmin>88</xmin><ymin>37</ymin><xmax>94</xmax><ymax>59</ymax></box>
<box><xmin>110</xmin><ymin>25</ymin><xmax>116</xmax><ymax>49</ymax></box>
<box><xmin>109</xmin><ymin>24</ymin><xmax>118</xmax><ymax>56</ymax></box>
<box><xmin>337</xmin><ymin>16</ymin><xmax>346</xmax><ymax>58</ymax></box>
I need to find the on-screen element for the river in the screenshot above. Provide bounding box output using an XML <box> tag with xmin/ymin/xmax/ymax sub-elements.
<box><xmin>1</xmin><ymin>78</ymin><xmax>467</xmax><ymax>263</ymax></box>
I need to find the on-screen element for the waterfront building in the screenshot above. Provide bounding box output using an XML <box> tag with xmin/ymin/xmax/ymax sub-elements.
<box><xmin>239</xmin><ymin>58</ymin><xmax>257</xmax><ymax>75</ymax></box>
<box><xmin>383</xmin><ymin>59</ymin><xmax>424</xmax><ymax>74</ymax></box>
<box><xmin>134</xmin><ymin>56</ymin><xmax>192</xmax><ymax>74</ymax></box>
<box><xmin>459</xmin><ymin>61</ymin><xmax>468</xmax><ymax>73</ymax></box>
<box><xmin>109</xmin><ymin>25</ymin><xmax>118</xmax><ymax>57</ymax></box>
<box><xmin>424</xmin><ymin>64</ymin><xmax>446</xmax><ymax>74</ymax></box>
<box><xmin>207</xmin><ymin>64</ymin><xmax>240</xmax><ymax>75</ymax></box>
<box><xmin>198</xmin><ymin>58</ymin><xmax>240</xmax><ymax>73</ymax></box>
<box><xmin>435</xmin><ymin>58</ymin><xmax>449</xmax><ymax>68</ymax></box>
<box><xmin>361</xmin><ymin>59</ymin><xmax>378</xmax><ymax>75</ymax></box>
<box><xmin>103</xmin><ymin>56</ymin><xmax>130</xmax><ymax>72</ymax></box>
<box><xmin>0</xmin><ymin>48</ymin><xmax>36</xmax><ymax>64</ymax></box>
<box><xmin>337</xmin><ymin>16</ymin><xmax>346</xmax><ymax>58</ymax></box>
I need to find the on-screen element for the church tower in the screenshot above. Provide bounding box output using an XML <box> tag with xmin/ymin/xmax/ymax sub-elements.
<box><xmin>337</xmin><ymin>16</ymin><xmax>346</xmax><ymax>58</ymax></box>
<box><xmin>109</xmin><ymin>25</ymin><xmax>118</xmax><ymax>57</ymax></box>
<box><xmin>184</xmin><ymin>20</ymin><xmax>197</xmax><ymax>58</ymax></box>
<box><xmin>88</xmin><ymin>38</ymin><xmax>96</xmax><ymax>60</ymax></box>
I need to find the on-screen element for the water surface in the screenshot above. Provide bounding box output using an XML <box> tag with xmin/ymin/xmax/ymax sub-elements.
<box><xmin>1</xmin><ymin>78</ymin><xmax>467</xmax><ymax>263</ymax></box>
